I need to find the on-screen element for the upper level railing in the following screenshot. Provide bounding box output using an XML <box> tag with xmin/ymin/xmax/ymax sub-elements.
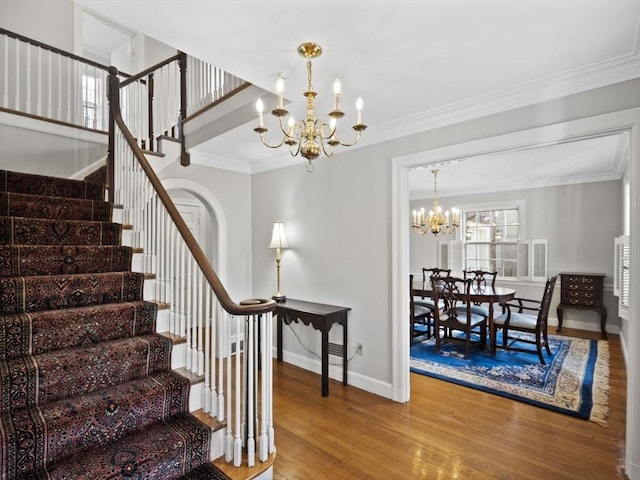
<box><xmin>0</xmin><ymin>27</ymin><xmax>117</xmax><ymax>130</ymax></box>
<box><xmin>1</xmin><ymin>27</ymin><xmax>248</xmax><ymax>165</ymax></box>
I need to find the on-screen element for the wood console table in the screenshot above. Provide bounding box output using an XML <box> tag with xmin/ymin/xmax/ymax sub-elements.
<box><xmin>557</xmin><ymin>272</ymin><xmax>607</xmax><ymax>339</ymax></box>
<box><xmin>275</xmin><ymin>299</ymin><xmax>351</xmax><ymax>397</ymax></box>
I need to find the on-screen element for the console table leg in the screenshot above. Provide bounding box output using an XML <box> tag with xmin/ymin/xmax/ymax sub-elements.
<box><xmin>321</xmin><ymin>329</ymin><xmax>329</xmax><ymax>397</ymax></box>
<box><xmin>556</xmin><ymin>307</ymin><xmax>564</xmax><ymax>333</ymax></box>
<box><xmin>277</xmin><ymin>315</ymin><xmax>284</xmax><ymax>362</ymax></box>
<box><xmin>600</xmin><ymin>308</ymin><xmax>608</xmax><ymax>340</ymax></box>
<box><xmin>342</xmin><ymin>321</ymin><xmax>348</xmax><ymax>386</ymax></box>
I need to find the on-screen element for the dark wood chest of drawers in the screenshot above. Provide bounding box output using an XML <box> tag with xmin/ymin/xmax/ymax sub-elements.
<box><xmin>557</xmin><ymin>272</ymin><xmax>607</xmax><ymax>338</ymax></box>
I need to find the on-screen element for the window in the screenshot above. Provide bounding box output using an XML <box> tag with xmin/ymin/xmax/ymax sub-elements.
<box><xmin>463</xmin><ymin>208</ymin><xmax>520</xmax><ymax>277</ymax></box>
<box><xmin>438</xmin><ymin>201</ymin><xmax>547</xmax><ymax>281</ymax></box>
<box><xmin>82</xmin><ymin>74</ymin><xmax>99</xmax><ymax>129</ymax></box>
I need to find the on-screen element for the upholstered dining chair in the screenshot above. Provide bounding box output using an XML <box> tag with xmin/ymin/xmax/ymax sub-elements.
<box><xmin>462</xmin><ymin>269</ymin><xmax>498</xmax><ymax>318</ymax></box>
<box><xmin>431</xmin><ymin>276</ymin><xmax>488</xmax><ymax>359</ymax></box>
<box><xmin>410</xmin><ymin>274</ymin><xmax>433</xmax><ymax>341</ymax></box>
<box><xmin>491</xmin><ymin>275</ymin><xmax>557</xmax><ymax>364</ymax></box>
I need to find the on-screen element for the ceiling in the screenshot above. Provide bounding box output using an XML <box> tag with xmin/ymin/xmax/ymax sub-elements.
<box><xmin>76</xmin><ymin>0</ymin><xmax>640</xmax><ymax>194</ymax></box>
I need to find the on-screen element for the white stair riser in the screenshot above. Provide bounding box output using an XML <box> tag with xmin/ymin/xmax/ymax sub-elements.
<box><xmin>172</xmin><ymin>342</ymin><xmax>186</xmax><ymax>369</ymax></box>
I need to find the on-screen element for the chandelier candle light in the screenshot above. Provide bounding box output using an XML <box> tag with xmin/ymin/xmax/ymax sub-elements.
<box><xmin>254</xmin><ymin>42</ymin><xmax>367</xmax><ymax>172</ymax></box>
<box><xmin>412</xmin><ymin>169</ymin><xmax>460</xmax><ymax>236</ymax></box>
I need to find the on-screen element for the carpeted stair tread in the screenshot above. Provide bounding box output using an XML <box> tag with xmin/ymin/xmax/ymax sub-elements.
<box><xmin>1</xmin><ymin>333</ymin><xmax>172</xmax><ymax>414</ymax></box>
<box><xmin>0</xmin><ymin>370</ymin><xmax>191</xmax><ymax>477</ymax></box>
<box><xmin>0</xmin><ymin>245</ymin><xmax>133</xmax><ymax>276</ymax></box>
<box><xmin>84</xmin><ymin>165</ymin><xmax>107</xmax><ymax>186</ymax></box>
<box><xmin>0</xmin><ymin>169</ymin><xmax>104</xmax><ymax>201</ymax></box>
<box><xmin>23</xmin><ymin>413</ymin><xmax>212</xmax><ymax>480</ymax></box>
<box><xmin>0</xmin><ymin>216</ymin><xmax>121</xmax><ymax>246</ymax></box>
<box><xmin>0</xmin><ymin>301</ymin><xmax>157</xmax><ymax>360</ymax></box>
<box><xmin>0</xmin><ymin>271</ymin><xmax>145</xmax><ymax>315</ymax></box>
<box><xmin>178</xmin><ymin>463</ymin><xmax>232</xmax><ymax>480</ymax></box>
<box><xmin>0</xmin><ymin>191</ymin><xmax>112</xmax><ymax>222</ymax></box>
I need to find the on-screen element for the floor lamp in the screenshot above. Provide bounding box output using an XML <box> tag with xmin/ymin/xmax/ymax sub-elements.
<box><xmin>269</xmin><ymin>221</ymin><xmax>288</xmax><ymax>302</ymax></box>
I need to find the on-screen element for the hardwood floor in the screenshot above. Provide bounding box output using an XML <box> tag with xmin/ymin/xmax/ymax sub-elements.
<box><xmin>271</xmin><ymin>328</ymin><xmax>627</xmax><ymax>480</ymax></box>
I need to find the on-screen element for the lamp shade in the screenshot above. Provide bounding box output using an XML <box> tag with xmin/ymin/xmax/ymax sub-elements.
<box><xmin>268</xmin><ymin>222</ymin><xmax>288</xmax><ymax>249</ymax></box>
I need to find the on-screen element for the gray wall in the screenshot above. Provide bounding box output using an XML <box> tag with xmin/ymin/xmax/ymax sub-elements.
<box><xmin>1</xmin><ymin>0</ymin><xmax>76</xmax><ymax>52</ymax></box>
<box><xmin>251</xmin><ymin>78</ymin><xmax>640</xmax><ymax>392</ymax></box>
<box><xmin>158</xmin><ymin>161</ymin><xmax>253</xmax><ymax>304</ymax></box>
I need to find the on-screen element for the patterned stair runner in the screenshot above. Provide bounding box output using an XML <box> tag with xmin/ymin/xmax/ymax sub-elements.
<box><xmin>0</xmin><ymin>169</ymin><xmax>228</xmax><ymax>479</ymax></box>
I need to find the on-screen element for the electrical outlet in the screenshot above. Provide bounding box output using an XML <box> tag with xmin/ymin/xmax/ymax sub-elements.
<box><xmin>355</xmin><ymin>342</ymin><xmax>364</xmax><ymax>356</ymax></box>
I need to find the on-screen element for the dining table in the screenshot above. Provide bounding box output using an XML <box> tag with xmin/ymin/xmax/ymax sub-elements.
<box><xmin>411</xmin><ymin>276</ymin><xmax>516</xmax><ymax>355</ymax></box>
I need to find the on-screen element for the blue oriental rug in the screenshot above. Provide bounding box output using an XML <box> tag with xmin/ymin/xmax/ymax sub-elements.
<box><xmin>410</xmin><ymin>332</ymin><xmax>609</xmax><ymax>426</ymax></box>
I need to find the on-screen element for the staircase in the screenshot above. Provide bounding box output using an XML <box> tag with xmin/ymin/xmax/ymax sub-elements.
<box><xmin>0</xmin><ymin>169</ymin><xmax>230</xmax><ymax>479</ymax></box>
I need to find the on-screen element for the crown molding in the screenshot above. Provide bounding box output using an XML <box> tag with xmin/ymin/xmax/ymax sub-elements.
<box><xmin>189</xmin><ymin>150</ymin><xmax>252</xmax><ymax>174</ymax></box>
<box><xmin>367</xmin><ymin>52</ymin><xmax>640</xmax><ymax>149</ymax></box>
<box><xmin>410</xmin><ymin>172</ymin><xmax>623</xmax><ymax>201</ymax></box>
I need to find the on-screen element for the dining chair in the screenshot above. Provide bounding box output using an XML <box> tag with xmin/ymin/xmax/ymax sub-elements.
<box><xmin>431</xmin><ymin>276</ymin><xmax>488</xmax><ymax>359</ymax></box>
<box><xmin>417</xmin><ymin>267</ymin><xmax>451</xmax><ymax>310</ymax></box>
<box><xmin>422</xmin><ymin>267</ymin><xmax>451</xmax><ymax>286</ymax></box>
<box><xmin>491</xmin><ymin>275</ymin><xmax>557</xmax><ymax>364</ymax></box>
<box><xmin>410</xmin><ymin>274</ymin><xmax>433</xmax><ymax>341</ymax></box>
<box><xmin>462</xmin><ymin>269</ymin><xmax>498</xmax><ymax>318</ymax></box>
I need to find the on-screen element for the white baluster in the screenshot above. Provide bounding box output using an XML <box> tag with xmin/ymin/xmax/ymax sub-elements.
<box><xmin>25</xmin><ymin>43</ymin><xmax>31</xmax><ymax>113</ymax></box>
<box><xmin>259</xmin><ymin>312</ymin><xmax>268</xmax><ymax>461</ymax></box>
<box><xmin>2</xmin><ymin>35</ymin><xmax>8</xmax><ymax>108</ymax></box>
<box><xmin>218</xmin><ymin>302</ymin><xmax>226</xmax><ymax>422</ymax></box>
<box><xmin>246</xmin><ymin>315</ymin><xmax>255</xmax><ymax>467</ymax></box>
<box><xmin>267</xmin><ymin>311</ymin><xmax>275</xmax><ymax>454</ymax></box>
<box><xmin>195</xmin><ymin>270</ymin><xmax>203</xmax><ymax>374</ymax></box>
<box><xmin>203</xmin><ymin>281</ymin><xmax>211</xmax><ymax>414</ymax></box>
<box><xmin>66</xmin><ymin>56</ymin><xmax>71</xmax><ymax>122</ymax></box>
<box><xmin>233</xmin><ymin>314</ymin><xmax>242</xmax><ymax>467</ymax></box>
<box><xmin>179</xmin><ymin>238</ymin><xmax>186</xmax><ymax>337</ymax></box>
<box><xmin>185</xmin><ymin>255</ymin><xmax>193</xmax><ymax>371</ymax></box>
<box><xmin>14</xmin><ymin>39</ymin><xmax>19</xmax><ymax>110</ymax></box>
<box><xmin>225</xmin><ymin>311</ymin><xmax>233</xmax><ymax>462</ymax></box>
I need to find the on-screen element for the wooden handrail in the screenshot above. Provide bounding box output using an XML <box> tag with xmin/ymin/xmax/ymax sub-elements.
<box><xmin>120</xmin><ymin>53</ymin><xmax>181</xmax><ymax>87</ymax></box>
<box><xmin>107</xmin><ymin>67</ymin><xmax>275</xmax><ymax>316</ymax></box>
<box><xmin>0</xmin><ymin>27</ymin><xmax>131</xmax><ymax>77</ymax></box>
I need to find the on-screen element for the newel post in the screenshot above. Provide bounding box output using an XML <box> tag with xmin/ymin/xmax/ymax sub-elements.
<box><xmin>178</xmin><ymin>51</ymin><xmax>190</xmax><ymax>166</ymax></box>
<box><xmin>106</xmin><ymin>66</ymin><xmax>120</xmax><ymax>204</ymax></box>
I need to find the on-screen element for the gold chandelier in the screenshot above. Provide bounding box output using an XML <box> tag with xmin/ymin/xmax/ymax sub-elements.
<box><xmin>412</xmin><ymin>169</ymin><xmax>460</xmax><ymax>236</ymax></box>
<box><xmin>254</xmin><ymin>42</ymin><xmax>367</xmax><ymax>172</ymax></box>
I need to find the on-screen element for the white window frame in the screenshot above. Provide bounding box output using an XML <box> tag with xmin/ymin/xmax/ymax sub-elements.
<box><xmin>438</xmin><ymin>199</ymin><xmax>547</xmax><ymax>282</ymax></box>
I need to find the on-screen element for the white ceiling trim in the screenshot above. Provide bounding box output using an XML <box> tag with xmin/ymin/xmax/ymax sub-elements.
<box><xmin>238</xmin><ymin>53</ymin><xmax>640</xmax><ymax>175</ymax></box>
<box><xmin>368</xmin><ymin>52</ymin><xmax>640</xmax><ymax>148</ymax></box>
<box><xmin>189</xmin><ymin>151</ymin><xmax>252</xmax><ymax>174</ymax></box>
<box><xmin>411</xmin><ymin>171</ymin><xmax>623</xmax><ymax>200</ymax></box>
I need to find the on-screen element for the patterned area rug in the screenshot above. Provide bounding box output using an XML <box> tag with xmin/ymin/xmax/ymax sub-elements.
<box><xmin>410</xmin><ymin>332</ymin><xmax>610</xmax><ymax>426</ymax></box>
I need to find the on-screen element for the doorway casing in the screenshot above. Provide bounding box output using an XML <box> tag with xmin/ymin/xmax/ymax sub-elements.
<box><xmin>391</xmin><ymin>107</ymin><xmax>640</xmax><ymax>477</ymax></box>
